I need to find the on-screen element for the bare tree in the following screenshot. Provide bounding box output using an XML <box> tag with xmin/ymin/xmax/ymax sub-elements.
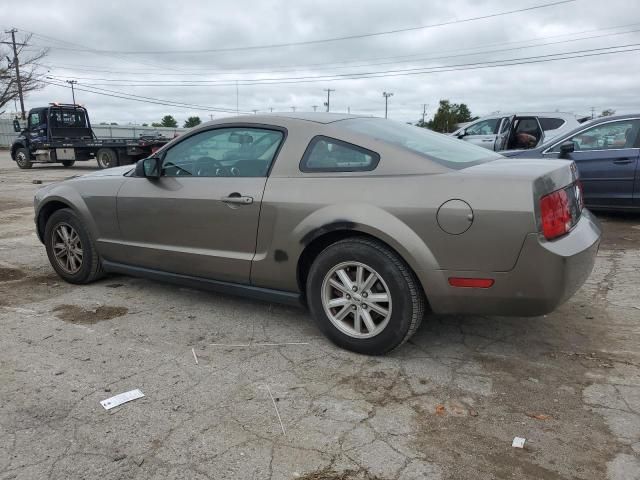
<box><xmin>0</xmin><ymin>33</ymin><xmax>48</xmax><ymax>115</ymax></box>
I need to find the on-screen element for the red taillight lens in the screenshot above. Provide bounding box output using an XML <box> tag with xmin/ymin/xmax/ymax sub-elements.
<box><xmin>540</xmin><ymin>188</ymin><xmax>572</xmax><ymax>240</ymax></box>
<box><xmin>448</xmin><ymin>277</ymin><xmax>495</xmax><ymax>288</ymax></box>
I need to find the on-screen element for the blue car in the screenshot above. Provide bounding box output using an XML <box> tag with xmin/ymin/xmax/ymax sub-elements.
<box><xmin>503</xmin><ymin>114</ymin><xmax>640</xmax><ymax>210</ymax></box>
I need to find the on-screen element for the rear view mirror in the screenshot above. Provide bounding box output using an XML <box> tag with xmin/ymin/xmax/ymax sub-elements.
<box><xmin>13</xmin><ymin>119</ymin><xmax>21</xmax><ymax>132</ymax></box>
<box><xmin>559</xmin><ymin>141</ymin><xmax>575</xmax><ymax>158</ymax></box>
<box><xmin>136</xmin><ymin>157</ymin><xmax>161</xmax><ymax>178</ymax></box>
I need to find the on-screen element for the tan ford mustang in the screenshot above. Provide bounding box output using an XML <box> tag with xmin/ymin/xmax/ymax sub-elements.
<box><xmin>34</xmin><ymin>113</ymin><xmax>601</xmax><ymax>354</ymax></box>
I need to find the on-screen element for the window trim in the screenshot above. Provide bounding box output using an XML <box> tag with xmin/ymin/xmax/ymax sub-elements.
<box><xmin>299</xmin><ymin>135</ymin><xmax>381</xmax><ymax>173</ymax></box>
<box><xmin>155</xmin><ymin>123</ymin><xmax>288</xmax><ymax>178</ymax></box>
<box><xmin>542</xmin><ymin>117</ymin><xmax>640</xmax><ymax>155</ymax></box>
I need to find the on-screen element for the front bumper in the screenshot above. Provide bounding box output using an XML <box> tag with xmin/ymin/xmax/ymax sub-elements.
<box><xmin>427</xmin><ymin>209</ymin><xmax>601</xmax><ymax>316</ymax></box>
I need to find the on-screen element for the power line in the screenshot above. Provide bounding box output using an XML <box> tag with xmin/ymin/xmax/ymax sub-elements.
<box><xmin>41</xmin><ymin>79</ymin><xmax>250</xmax><ymax>113</ymax></box>
<box><xmin>27</xmin><ymin>1</ymin><xmax>577</xmax><ymax>55</ymax></box>
<box><xmin>33</xmin><ymin>21</ymin><xmax>640</xmax><ymax>77</ymax></box>
<box><xmin>47</xmin><ymin>43</ymin><xmax>640</xmax><ymax>88</ymax></box>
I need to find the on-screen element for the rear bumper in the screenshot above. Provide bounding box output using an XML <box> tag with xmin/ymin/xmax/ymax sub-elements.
<box><xmin>426</xmin><ymin>209</ymin><xmax>601</xmax><ymax>316</ymax></box>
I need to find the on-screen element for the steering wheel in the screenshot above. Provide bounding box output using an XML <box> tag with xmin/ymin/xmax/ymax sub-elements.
<box><xmin>194</xmin><ymin>156</ymin><xmax>226</xmax><ymax>177</ymax></box>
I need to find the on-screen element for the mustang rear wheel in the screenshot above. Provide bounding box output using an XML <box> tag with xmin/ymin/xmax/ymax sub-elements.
<box><xmin>44</xmin><ymin>208</ymin><xmax>104</xmax><ymax>284</ymax></box>
<box><xmin>61</xmin><ymin>160</ymin><xmax>75</xmax><ymax>167</ymax></box>
<box><xmin>307</xmin><ymin>238</ymin><xmax>425</xmax><ymax>355</ymax></box>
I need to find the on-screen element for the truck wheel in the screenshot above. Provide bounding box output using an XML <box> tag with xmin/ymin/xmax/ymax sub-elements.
<box><xmin>306</xmin><ymin>238</ymin><xmax>425</xmax><ymax>355</ymax></box>
<box><xmin>61</xmin><ymin>161</ymin><xmax>75</xmax><ymax>167</ymax></box>
<box><xmin>96</xmin><ymin>148</ymin><xmax>118</xmax><ymax>169</ymax></box>
<box><xmin>15</xmin><ymin>148</ymin><xmax>33</xmax><ymax>169</ymax></box>
<box><xmin>44</xmin><ymin>208</ymin><xmax>104</xmax><ymax>284</ymax></box>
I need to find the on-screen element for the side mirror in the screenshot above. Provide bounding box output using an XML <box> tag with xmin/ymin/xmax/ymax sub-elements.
<box><xmin>135</xmin><ymin>157</ymin><xmax>161</xmax><ymax>178</ymax></box>
<box><xmin>457</xmin><ymin>130</ymin><xmax>466</xmax><ymax>138</ymax></box>
<box><xmin>13</xmin><ymin>119</ymin><xmax>21</xmax><ymax>133</ymax></box>
<box><xmin>559</xmin><ymin>141</ymin><xmax>575</xmax><ymax>158</ymax></box>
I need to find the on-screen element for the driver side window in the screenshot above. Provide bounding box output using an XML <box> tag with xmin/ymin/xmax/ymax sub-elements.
<box><xmin>551</xmin><ymin>120</ymin><xmax>639</xmax><ymax>152</ymax></box>
<box><xmin>162</xmin><ymin>127</ymin><xmax>284</xmax><ymax>177</ymax></box>
<box><xmin>466</xmin><ymin>118</ymin><xmax>500</xmax><ymax>136</ymax></box>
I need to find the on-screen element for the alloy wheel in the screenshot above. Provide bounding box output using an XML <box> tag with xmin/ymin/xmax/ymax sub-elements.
<box><xmin>321</xmin><ymin>261</ymin><xmax>392</xmax><ymax>339</ymax></box>
<box><xmin>52</xmin><ymin>223</ymin><xmax>83</xmax><ymax>274</ymax></box>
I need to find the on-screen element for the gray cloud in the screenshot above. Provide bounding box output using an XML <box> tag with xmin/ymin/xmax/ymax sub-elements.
<box><xmin>1</xmin><ymin>0</ymin><xmax>639</xmax><ymax>125</ymax></box>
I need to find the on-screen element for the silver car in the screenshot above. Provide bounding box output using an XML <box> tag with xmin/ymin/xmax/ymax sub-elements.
<box><xmin>34</xmin><ymin>113</ymin><xmax>601</xmax><ymax>355</ymax></box>
<box><xmin>451</xmin><ymin>112</ymin><xmax>584</xmax><ymax>152</ymax></box>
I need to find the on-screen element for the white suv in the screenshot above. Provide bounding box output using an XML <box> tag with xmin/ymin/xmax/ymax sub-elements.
<box><xmin>450</xmin><ymin>112</ymin><xmax>586</xmax><ymax>151</ymax></box>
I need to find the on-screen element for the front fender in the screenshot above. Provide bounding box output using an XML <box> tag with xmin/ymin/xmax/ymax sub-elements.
<box><xmin>35</xmin><ymin>186</ymin><xmax>100</xmax><ymax>242</ymax></box>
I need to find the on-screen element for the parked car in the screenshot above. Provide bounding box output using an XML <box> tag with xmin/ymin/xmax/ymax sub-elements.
<box><xmin>33</xmin><ymin>114</ymin><xmax>601</xmax><ymax>355</ymax></box>
<box><xmin>503</xmin><ymin>114</ymin><xmax>640</xmax><ymax>210</ymax></box>
<box><xmin>450</xmin><ymin>112</ymin><xmax>584</xmax><ymax>152</ymax></box>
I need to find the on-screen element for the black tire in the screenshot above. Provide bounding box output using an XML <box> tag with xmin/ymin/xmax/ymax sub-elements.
<box><xmin>306</xmin><ymin>238</ymin><xmax>425</xmax><ymax>355</ymax></box>
<box><xmin>61</xmin><ymin>160</ymin><xmax>75</xmax><ymax>167</ymax></box>
<box><xmin>15</xmin><ymin>147</ymin><xmax>33</xmax><ymax>169</ymax></box>
<box><xmin>44</xmin><ymin>208</ymin><xmax>104</xmax><ymax>284</ymax></box>
<box><xmin>96</xmin><ymin>148</ymin><xmax>118</xmax><ymax>169</ymax></box>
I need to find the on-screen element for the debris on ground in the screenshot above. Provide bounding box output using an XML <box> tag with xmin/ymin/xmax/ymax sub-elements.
<box><xmin>526</xmin><ymin>413</ymin><xmax>552</xmax><ymax>420</ymax></box>
<box><xmin>100</xmin><ymin>389</ymin><xmax>145</xmax><ymax>410</ymax></box>
<box><xmin>435</xmin><ymin>404</ymin><xmax>446</xmax><ymax>415</ymax></box>
<box><xmin>191</xmin><ymin>347</ymin><xmax>199</xmax><ymax>365</ymax></box>
<box><xmin>512</xmin><ymin>437</ymin><xmax>526</xmax><ymax>448</ymax></box>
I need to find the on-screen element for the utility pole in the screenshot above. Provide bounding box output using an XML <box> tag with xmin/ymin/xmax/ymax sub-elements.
<box><xmin>312</xmin><ymin>105</ymin><xmax>318</xmax><ymax>112</ymax></box>
<box><xmin>383</xmin><ymin>92</ymin><xmax>394</xmax><ymax>119</ymax></box>
<box><xmin>290</xmin><ymin>106</ymin><xmax>296</xmax><ymax>112</ymax></box>
<box><xmin>269</xmin><ymin>107</ymin><xmax>274</xmax><ymax>113</ymax></box>
<box><xmin>590</xmin><ymin>106</ymin><xmax>595</xmax><ymax>119</ymax></box>
<box><xmin>347</xmin><ymin>106</ymin><xmax>350</xmax><ymax>114</ymax></box>
<box><xmin>252</xmin><ymin>109</ymin><xmax>258</xmax><ymax>114</ymax></box>
<box><xmin>323</xmin><ymin>89</ymin><xmax>335</xmax><ymax>112</ymax></box>
<box><xmin>4</xmin><ymin>29</ymin><xmax>25</xmax><ymax>119</ymax></box>
<box><xmin>66</xmin><ymin>80</ymin><xmax>78</xmax><ymax>104</ymax></box>
<box><xmin>209</xmin><ymin>114</ymin><xmax>214</xmax><ymax>121</ymax></box>
<box><xmin>421</xmin><ymin>104</ymin><xmax>428</xmax><ymax>125</ymax></box>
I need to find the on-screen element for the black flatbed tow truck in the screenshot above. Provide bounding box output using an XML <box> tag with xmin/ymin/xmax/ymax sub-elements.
<box><xmin>10</xmin><ymin>103</ymin><xmax>170</xmax><ymax>169</ymax></box>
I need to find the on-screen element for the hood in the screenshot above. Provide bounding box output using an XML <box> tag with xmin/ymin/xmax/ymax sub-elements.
<box><xmin>73</xmin><ymin>165</ymin><xmax>133</xmax><ymax>179</ymax></box>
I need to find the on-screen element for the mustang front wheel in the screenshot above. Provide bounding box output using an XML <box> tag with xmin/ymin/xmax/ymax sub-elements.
<box><xmin>44</xmin><ymin>208</ymin><xmax>104</xmax><ymax>284</ymax></box>
<box><xmin>307</xmin><ymin>238</ymin><xmax>425</xmax><ymax>355</ymax></box>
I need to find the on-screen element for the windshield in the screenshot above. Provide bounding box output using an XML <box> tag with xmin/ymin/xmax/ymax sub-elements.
<box><xmin>342</xmin><ymin>118</ymin><xmax>502</xmax><ymax>169</ymax></box>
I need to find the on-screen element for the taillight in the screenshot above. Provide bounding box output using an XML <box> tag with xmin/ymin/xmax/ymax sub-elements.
<box><xmin>540</xmin><ymin>188</ymin><xmax>572</xmax><ymax>240</ymax></box>
<box><xmin>576</xmin><ymin>181</ymin><xmax>585</xmax><ymax>210</ymax></box>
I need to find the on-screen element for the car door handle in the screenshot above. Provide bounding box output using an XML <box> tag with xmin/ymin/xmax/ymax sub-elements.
<box><xmin>612</xmin><ymin>158</ymin><xmax>634</xmax><ymax>164</ymax></box>
<box><xmin>482</xmin><ymin>139</ymin><xmax>494</xmax><ymax>142</ymax></box>
<box><xmin>222</xmin><ymin>194</ymin><xmax>253</xmax><ymax>205</ymax></box>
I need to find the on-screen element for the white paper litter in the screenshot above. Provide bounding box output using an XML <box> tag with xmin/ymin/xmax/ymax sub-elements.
<box><xmin>512</xmin><ymin>436</ymin><xmax>526</xmax><ymax>448</ymax></box>
<box><xmin>100</xmin><ymin>389</ymin><xmax>145</xmax><ymax>410</ymax></box>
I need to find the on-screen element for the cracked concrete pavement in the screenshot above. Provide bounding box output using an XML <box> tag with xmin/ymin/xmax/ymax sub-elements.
<box><xmin>0</xmin><ymin>150</ymin><xmax>639</xmax><ymax>480</ymax></box>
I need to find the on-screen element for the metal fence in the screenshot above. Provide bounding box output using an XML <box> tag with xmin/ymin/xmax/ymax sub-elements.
<box><xmin>0</xmin><ymin>119</ymin><xmax>187</xmax><ymax>148</ymax></box>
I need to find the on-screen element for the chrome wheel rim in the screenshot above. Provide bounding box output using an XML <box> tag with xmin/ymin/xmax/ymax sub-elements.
<box><xmin>16</xmin><ymin>151</ymin><xmax>28</xmax><ymax>166</ymax></box>
<box><xmin>321</xmin><ymin>261</ymin><xmax>392</xmax><ymax>339</ymax></box>
<box><xmin>97</xmin><ymin>152</ymin><xmax>112</xmax><ymax>168</ymax></box>
<box><xmin>52</xmin><ymin>223</ymin><xmax>83</xmax><ymax>274</ymax></box>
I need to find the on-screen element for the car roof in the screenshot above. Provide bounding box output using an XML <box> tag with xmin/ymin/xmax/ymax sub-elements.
<box><xmin>472</xmin><ymin>112</ymin><xmax>581</xmax><ymax>121</ymax></box>
<box><xmin>204</xmin><ymin>112</ymin><xmax>373</xmax><ymax>126</ymax></box>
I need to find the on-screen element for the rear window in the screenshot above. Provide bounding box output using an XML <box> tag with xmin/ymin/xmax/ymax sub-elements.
<box><xmin>343</xmin><ymin>118</ymin><xmax>502</xmax><ymax>169</ymax></box>
<box><xmin>539</xmin><ymin>118</ymin><xmax>565</xmax><ymax>131</ymax></box>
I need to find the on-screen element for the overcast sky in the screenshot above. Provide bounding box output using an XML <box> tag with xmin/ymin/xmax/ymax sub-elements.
<box><xmin>1</xmin><ymin>0</ymin><xmax>639</xmax><ymax>125</ymax></box>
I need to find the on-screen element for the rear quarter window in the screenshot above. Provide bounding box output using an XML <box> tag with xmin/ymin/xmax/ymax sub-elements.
<box><xmin>539</xmin><ymin>118</ymin><xmax>566</xmax><ymax>131</ymax></box>
<box><xmin>300</xmin><ymin>136</ymin><xmax>380</xmax><ymax>172</ymax></box>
